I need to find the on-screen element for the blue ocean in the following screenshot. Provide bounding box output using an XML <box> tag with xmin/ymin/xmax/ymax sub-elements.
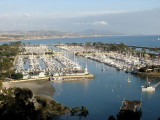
<box><xmin>1</xmin><ymin>35</ymin><xmax>160</xmax><ymax>47</ymax></box>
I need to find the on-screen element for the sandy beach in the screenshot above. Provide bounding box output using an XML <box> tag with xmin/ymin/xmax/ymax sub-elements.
<box><xmin>2</xmin><ymin>80</ymin><xmax>55</xmax><ymax>96</ymax></box>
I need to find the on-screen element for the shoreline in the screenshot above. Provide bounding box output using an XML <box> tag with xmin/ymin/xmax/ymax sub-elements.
<box><xmin>0</xmin><ymin>34</ymin><xmax>159</xmax><ymax>42</ymax></box>
<box><xmin>2</xmin><ymin>80</ymin><xmax>55</xmax><ymax>96</ymax></box>
<box><xmin>10</xmin><ymin>77</ymin><xmax>49</xmax><ymax>83</ymax></box>
<box><xmin>0</xmin><ymin>34</ymin><xmax>130</xmax><ymax>42</ymax></box>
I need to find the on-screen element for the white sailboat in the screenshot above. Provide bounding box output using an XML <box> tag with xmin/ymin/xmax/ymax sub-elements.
<box><xmin>102</xmin><ymin>63</ymin><xmax>107</xmax><ymax>72</ymax></box>
<box><xmin>141</xmin><ymin>77</ymin><xmax>155</xmax><ymax>91</ymax></box>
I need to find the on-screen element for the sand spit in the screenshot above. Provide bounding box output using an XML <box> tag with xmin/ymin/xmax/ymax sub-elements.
<box><xmin>2</xmin><ymin>80</ymin><xmax>55</xmax><ymax>96</ymax></box>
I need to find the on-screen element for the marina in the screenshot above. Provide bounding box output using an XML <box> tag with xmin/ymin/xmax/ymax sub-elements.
<box><xmin>14</xmin><ymin>43</ymin><xmax>160</xmax><ymax>82</ymax></box>
<box><xmin>14</xmin><ymin>44</ymin><xmax>95</xmax><ymax>81</ymax></box>
<box><xmin>0</xmin><ymin>36</ymin><xmax>160</xmax><ymax>120</ymax></box>
<box><xmin>57</xmin><ymin>44</ymin><xmax>160</xmax><ymax>74</ymax></box>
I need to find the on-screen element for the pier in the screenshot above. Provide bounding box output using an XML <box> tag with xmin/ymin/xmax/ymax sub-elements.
<box><xmin>9</xmin><ymin>73</ymin><xmax>95</xmax><ymax>83</ymax></box>
<box><xmin>153</xmin><ymin>81</ymin><xmax>160</xmax><ymax>88</ymax></box>
<box><xmin>51</xmin><ymin>73</ymin><xmax>95</xmax><ymax>81</ymax></box>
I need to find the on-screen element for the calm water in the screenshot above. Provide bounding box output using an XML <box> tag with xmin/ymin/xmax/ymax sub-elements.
<box><xmin>1</xmin><ymin>36</ymin><xmax>160</xmax><ymax>120</ymax></box>
<box><xmin>1</xmin><ymin>35</ymin><xmax>160</xmax><ymax>47</ymax></box>
<box><xmin>52</xmin><ymin>57</ymin><xmax>160</xmax><ymax>120</ymax></box>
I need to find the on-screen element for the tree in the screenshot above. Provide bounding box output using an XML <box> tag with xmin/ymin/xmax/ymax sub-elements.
<box><xmin>0</xmin><ymin>87</ymin><xmax>71</xmax><ymax>120</ymax></box>
<box><xmin>141</xmin><ymin>48</ymin><xmax>146</xmax><ymax>54</ymax></box>
<box><xmin>63</xmin><ymin>106</ymin><xmax>70</xmax><ymax>119</ymax></box>
<box><xmin>79</xmin><ymin>106</ymin><xmax>89</xmax><ymax>118</ymax></box>
<box><xmin>0</xmin><ymin>87</ymin><xmax>37</xmax><ymax>120</ymax></box>
<box><xmin>14</xmin><ymin>88</ymin><xmax>33</xmax><ymax>102</ymax></box>
<box><xmin>34</xmin><ymin>95</ymin><xmax>71</xmax><ymax>119</ymax></box>
<box><xmin>11</xmin><ymin>73</ymin><xmax>23</xmax><ymax>80</ymax></box>
<box><xmin>0</xmin><ymin>42</ymin><xmax>22</xmax><ymax>79</ymax></box>
<box><xmin>0</xmin><ymin>80</ymin><xmax>2</xmax><ymax>88</ymax></box>
<box><xmin>70</xmin><ymin>106</ymin><xmax>89</xmax><ymax>120</ymax></box>
<box><xmin>108</xmin><ymin>115</ymin><xmax>117</xmax><ymax>120</ymax></box>
<box><xmin>85</xmin><ymin>42</ymin><xmax>92</xmax><ymax>47</ymax></box>
<box><xmin>117</xmin><ymin>110</ymin><xmax>141</xmax><ymax>120</ymax></box>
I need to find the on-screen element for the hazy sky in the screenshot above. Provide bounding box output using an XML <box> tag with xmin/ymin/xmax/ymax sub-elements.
<box><xmin>0</xmin><ymin>0</ymin><xmax>160</xmax><ymax>35</ymax></box>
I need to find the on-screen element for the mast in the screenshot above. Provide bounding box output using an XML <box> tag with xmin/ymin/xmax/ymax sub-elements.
<box><xmin>146</xmin><ymin>76</ymin><xmax>150</xmax><ymax>87</ymax></box>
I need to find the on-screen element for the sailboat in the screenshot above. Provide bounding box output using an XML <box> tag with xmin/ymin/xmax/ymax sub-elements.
<box><xmin>141</xmin><ymin>77</ymin><xmax>155</xmax><ymax>91</ymax></box>
<box><xmin>102</xmin><ymin>64</ymin><xmax>107</xmax><ymax>72</ymax></box>
<box><xmin>102</xmin><ymin>67</ymin><xmax>106</xmax><ymax>72</ymax></box>
<box><xmin>158</xmin><ymin>38</ymin><xmax>160</xmax><ymax>41</ymax></box>
<box><xmin>127</xmin><ymin>77</ymin><xmax>131</xmax><ymax>82</ymax></box>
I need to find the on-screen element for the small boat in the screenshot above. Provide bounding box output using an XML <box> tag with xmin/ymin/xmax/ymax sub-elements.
<box><xmin>141</xmin><ymin>77</ymin><xmax>155</xmax><ymax>91</ymax></box>
<box><xmin>127</xmin><ymin>77</ymin><xmax>131</xmax><ymax>82</ymax></box>
<box><xmin>141</xmin><ymin>84</ymin><xmax>155</xmax><ymax>91</ymax></box>
<box><xmin>102</xmin><ymin>67</ymin><xmax>106</xmax><ymax>72</ymax></box>
<box><xmin>102</xmin><ymin>64</ymin><xmax>107</xmax><ymax>72</ymax></box>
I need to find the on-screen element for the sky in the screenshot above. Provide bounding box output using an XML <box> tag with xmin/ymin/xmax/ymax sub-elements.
<box><xmin>0</xmin><ymin>0</ymin><xmax>160</xmax><ymax>35</ymax></box>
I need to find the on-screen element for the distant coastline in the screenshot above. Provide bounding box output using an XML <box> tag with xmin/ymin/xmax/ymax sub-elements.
<box><xmin>0</xmin><ymin>30</ymin><xmax>159</xmax><ymax>42</ymax></box>
<box><xmin>1</xmin><ymin>34</ymin><xmax>159</xmax><ymax>42</ymax></box>
<box><xmin>0</xmin><ymin>34</ymin><xmax>130</xmax><ymax>42</ymax></box>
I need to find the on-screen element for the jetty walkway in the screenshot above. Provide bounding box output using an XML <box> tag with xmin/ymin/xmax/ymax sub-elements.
<box><xmin>9</xmin><ymin>73</ymin><xmax>95</xmax><ymax>83</ymax></box>
<box><xmin>153</xmin><ymin>81</ymin><xmax>160</xmax><ymax>88</ymax></box>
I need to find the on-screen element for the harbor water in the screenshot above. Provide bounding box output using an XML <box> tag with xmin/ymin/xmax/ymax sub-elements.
<box><xmin>1</xmin><ymin>35</ymin><xmax>160</xmax><ymax>120</ymax></box>
<box><xmin>52</xmin><ymin>56</ymin><xmax>160</xmax><ymax>120</ymax></box>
